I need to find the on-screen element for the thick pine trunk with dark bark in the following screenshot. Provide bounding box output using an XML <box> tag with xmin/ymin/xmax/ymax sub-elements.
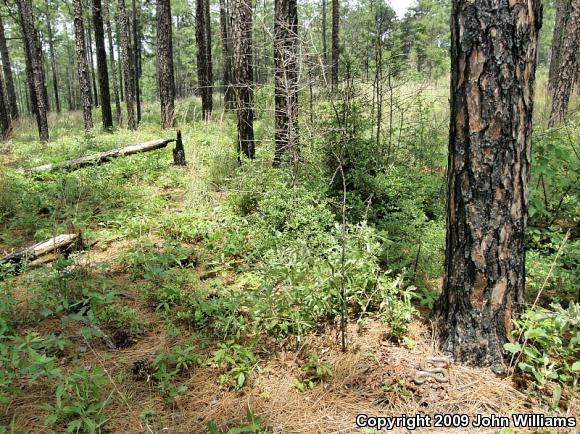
<box><xmin>548</xmin><ymin>0</ymin><xmax>566</xmax><ymax>91</ymax></box>
<box><xmin>331</xmin><ymin>0</ymin><xmax>339</xmax><ymax>89</ymax></box>
<box><xmin>232</xmin><ymin>0</ymin><xmax>254</xmax><ymax>159</ymax></box>
<box><xmin>196</xmin><ymin>0</ymin><xmax>213</xmax><ymax>119</ymax></box>
<box><xmin>548</xmin><ymin>0</ymin><xmax>578</xmax><ymax>126</ymax></box>
<box><xmin>92</xmin><ymin>0</ymin><xmax>113</xmax><ymax>129</ymax></box>
<box><xmin>0</xmin><ymin>15</ymin><xmax>18</xmax><ymax>120</ymax></box>
<box><xmin>435</xmin><ymin>0</ymin><xmax>541</xmax><ymax>372</ymax></box>
<box><xmin>103</xmin><ymin>0</ymin><xmax>122</xmax><ymax>125</ymax></box>
<box><xmin>118</xmin><ymin>0</ymin><xmax>137</xmax><ymax>130</ymax></box>
<box><xmin>273</xmin><ymin>0</ymin><xmax>299</xmax><ymax>166</ymax></box>
<box><xmin>157</xmin><ymin>0</ymin><xmax>176</xmax><ymax>129</ymax></box>
<box><xmin>73</xmin><ymin>0</ymin><xmax>94</xmax><ymax>131</ymax></box>
<box><xmin>219</xmin><ymin>0</ymin><xmax>235</xmax><ymax>110</ymax></box>
<box><xmin>19</xmin><ymin>0</ymin><xmax>50</xmax><ymax>142</ymax></box>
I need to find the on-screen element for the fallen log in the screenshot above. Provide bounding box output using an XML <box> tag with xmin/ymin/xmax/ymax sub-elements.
<box><xmin>27</xmin><ymin>138</ymin><xmax>175</xmax><ymax>173</ymax></box>
<box><xmin>0</xmin><ymin>234</ymin><xmax>81</xmax><ymax>270</ymax></box>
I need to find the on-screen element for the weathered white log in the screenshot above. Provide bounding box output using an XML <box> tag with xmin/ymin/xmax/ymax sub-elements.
<box><xmin>0</xmin><ymin>234</ymin><xmax>79</xmax><ymax>267</ymax></box>
<box><xmin>28</xmin><ymin>138</ymin><xmax>175</xmax><ymax>173</ymax></box>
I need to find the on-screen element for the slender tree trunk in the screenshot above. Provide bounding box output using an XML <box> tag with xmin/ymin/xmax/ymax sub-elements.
<box><xmin>435</xmin><ymin>0</ymin><xmax>541</xmax><ymax>372</ymax></box>
<box><xmin>92</xmin><ymin>0</ymin><xmax>113</xmax><ymax>128</ymax></box>
<box><xmin>196</xmin><ymin>0</ymin><xmax>213</xmax><ymax>119</ymax></box>
<box><xmin>273</xmin><ymin>0</ymin><xmax>299</xmax><ymax>166</ymax></box>
<box><xmin>322</xmin><ymin>0</ymin><xmax>327</xmax><ymax>65</ymax></box>
<box><xmin>118</xmin><ymin>0</ymin><xmax>137</xmax><ymax>130</ymax></box>
<box><xmin>157</xmin><ymin>0</ymin><xmax>176</xmax><ymax>129</ymax></box>
<box><xmin>331</xmin><ymin>0</ymin><xmax>339</xmax><ymax>89</ymax></box>
<box><xmin>0</xmin><ymin>15</ymin><xmax>19</xmax><ymax>120</ymax></box>
<box><xmin>116</xmin><ymin>21</ymin><xmax>124</xmax><ymax>102</ymax></box>
<box><xmin>36</xmin><ymin>32</ymin><xmax>50</xmax><ymax>113</ymax></box>
<box><xmin>18</xmin><ymin>0</ymin><xmax>49</xmax><ymax>142</ymax></box>
<box><xmin>0</xmin><ymin>70</ymin><xmax>9</xmax><ymax>137</ymax></box>
<box><xmin>232</xmin><ymin>0</ymin><xmax>254</xmax><ymax>159</ymax></box>
<box><xmin>219</xmin><ymin>0</ymin><xmax>234</xmax><ymax>110</ymax></box>
<box><xmin>73</xmin><ymin>0</ymin><xmax>94</xmax><ymax>130</ymax></box>
<box><xmin>548</xmin><ymin>0</ymin><xmax>579</xmax><ymax>126</ymax></box>
<box><xmin>86</xmin><ymin>24</ymin><xmax>99</xmax><ymax>106</ymax></box>
<box><xmin>103</xmin><ymin>0</ymin><xmax>122</xmax><ymax>125</ymax></box>
<box><xmin>45</xmin><ymin>1</ymin><xmax>61</xmax><ymax>114</ymax></box>
<box><xmin>132</xmin><ymin>0</ymin><xmax>142</xmax><ymax>123</ymax></box>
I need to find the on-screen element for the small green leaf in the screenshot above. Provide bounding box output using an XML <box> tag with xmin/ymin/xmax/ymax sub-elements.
<box><xmin>503</xmin><ymin>343</ymin><xmax>522</xmax><ymax>353</ymax></box>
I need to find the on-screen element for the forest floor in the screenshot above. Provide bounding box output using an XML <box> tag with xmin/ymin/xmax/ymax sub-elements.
<box><xmin>0</xmin><ymin>98</ymin><xmax>578</xmax><ymax>433</ymax></box>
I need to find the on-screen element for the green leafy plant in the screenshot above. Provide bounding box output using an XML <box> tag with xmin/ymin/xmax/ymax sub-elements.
<box><xmin>207</xmin><ymin>407</ymin><xmax>268</xmax><ymax>434</ymax></box>
<box><xmin>504</xmin><ymin>302</ymin><xmax>579</xmax><ymax>407</ymax></box>
<box><xmin>42</xmin><ymin>367</ymin><xmax>110</xmax><ymax>434</ymax></box>
<box><xmin>293</xmin><ymin>354</ymin><xmax>333</xmax><ymax>392</ymax></box>
<box><xmin>210</xmin><ymin>341</ymin><xmax>256</xmax><ymax>390</ymax></box>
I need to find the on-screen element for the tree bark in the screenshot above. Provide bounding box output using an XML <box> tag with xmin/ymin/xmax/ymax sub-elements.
<box><xmin>73</xmin><ymin>0</ymin><xmax>94</xmax><ymax>131</ymax></box>
<box><xmin>45</xmin><ymin>1</ymin><xmax>61</xmax><ymax>114</ymax></box>
<box><xmin>132</xmin><ymin>0</ymin><xmax>142</xmax><ymax>123</ymax></box>
<box><xmin>0</xmin><ymin>15</ymin><xmax>19</xmax><ymax>120</ymax></box>
<box><xmin>331</xmin><ymin>0</ymin><xmax>339</xmax><ymax>89</ymax></box>
<box><xmin>18</xmin><ymin>0</ymin><xmax>50</xmax><ymax>142</ymax></box>
<box><xmin>103</xmin><ymin>0</ymin><xmax>122</xmax><ymax>125</ymax></box>
<box><xmin>322</xmin><ymin>0</ymin><xmax>327</xmax><ymax>65</ymax></box>
<box><xmin>196</xmin><ymin>0</ymin><xmax>213</xmax><ymax>119</ymax></box>
<box><xmin>548</xmin><ymin>0</ymin><xmax>579</xmax><ymax>127</ymax></box>
<box><xmin>0</xmin><ymin>234</ymin><xmax>81</xmax><ymax>272</ymax></box>
<box><xmin>173</xmin><ymin>130</ymin><xmax>186</xmax><ymax>165</ymax></box>
<box><xmin>273</xmin><ymin>0</ymin><xmax>299</xmax><ymax>166</ymax></box>
<box><xmin>0</xmin><ymin>70</ymin><xmax>9</xmax><ymax>138</ymax></box>
<box><xmin>219</xmin><ymin>0</ymin><xmax>235</xmax><ymax>110</ymax></box>
<box><xmin>118</xmin><ymin>0</ymin><xmax>137</xmax><ymax>130</ymax></box>
<box><xmin>157</xmin><ymin>0</ymin><xmax>176</xmax><ymax>129</ymax></box>
<box><xmin>548</xmin><ymin>0</ymin><xmax>567</xmax><ymax>91</ymax></box>
<box><xmin>92</xmin><ymin>0</ymin><xmax>113</xmax><ymax>129</ymax></box>
<box><xmin>232</xmin><ymin>0</ymin><xmax>255</xmax><ymax>159</ymax></box>
<box><xmin>434</xmin><ymin>0</ymin><xmax>542</xmax><ymax>372</ymax></box>
<box><xmin>86</xmin><ymin>21</ymin><xmax>99</xmax><ymax>107</ymax></box>
<box><xmin>28</xmin><ymin>138</ymin><xmax>175</xmax><ymax>173</ymax></box>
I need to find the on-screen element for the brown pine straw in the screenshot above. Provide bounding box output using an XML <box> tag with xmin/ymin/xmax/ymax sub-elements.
<box><xmin>5</xmin><ymin>318</ymin><xmax>578</xmax><ymax>433</ymax></box>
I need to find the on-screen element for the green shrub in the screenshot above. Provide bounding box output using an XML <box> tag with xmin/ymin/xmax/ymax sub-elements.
<box><xmin>504</xmin><ymin>302</ymin><xmax>579</xmax><ymax>407</ymax></box>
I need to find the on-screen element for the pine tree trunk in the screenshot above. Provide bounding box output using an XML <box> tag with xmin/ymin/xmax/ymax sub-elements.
<box><xmin>434</xmin><ymin>0</ymin><xmax>541</xmax><ymax>372</ymax></box>
<box><xmin>0</xmin><ymin>15</ymin><xmax>19</xmax><ymax>120</ymax></box>
<box><xmin>73</xmin><ymin>0</ymin><xmax>94</xmax><ymax>131</ymax></box>
<box><xmin>273</xmin><ymin>0</ymin><xmax>299</xmax><ymax>166</ymax></box>
<box><xmin>157</xmin><ymin>0</ymin><xmax>176</xmax><ymax>129</ymax></box>
<box><xmin>548</xmin><ymin>0</ymin><xmax>567</xmax><ymax>91</ymax></box>
<box><xmin>116</xmin><ymin>22</ymin><xmax>124</xmax><ymax>103</ymax></box>
<box><xmin>331</xmin><ymin>0</ymin><xmax>339</xmax><ymax>89</ymax></box>
<box><xmin>103</xmin><ymin>0</ymin><xmax>122</xmax><ymax>125</ymax></box>
<box><xmin>45</xmin><ymin>2</ymin><xmax>61</xmax><ymax>114</ymax></box>
<box><xmin>18</xmin><ymin>0</ymin><xmax>49</xmax><ymax>142</ymax></box>
<box><xmin>219</xmin><ymin>0</ymin><xmax>235</xmax><ymax>110</ymax></box>
<box><xmin>548</xmin><ymin>0</ymin><xmax>579</xmax><ymax>127</ymax></box>
<box><xmin>37</xmin><ymin>32</ymin><xmax>51</xmax><ymax>113</ymax></box>
<box><xmin>132</xmin><ymin>0</ymin><xmax>142</xmax><ymax>124</ymax></box>
<box><xmin>0</xmin><ymin>71</ymin><xmax>10</xmax><ymax>137</ymax></box>
<box><xmin>322</xmin><ymin>0</ymin><xmax>327</xmax><ymax>65</ymax></box>
<box><xmin>196</xmin><ymin>0</ymin><xmax>213</xmax><ymax>119</ymax></box>
<box><xmin>92</xmin><ymin>0</ymin><xmax>113</xmax><ymax>129</ymax></box>
<box><xmin>232</xmin><ymin>0</ymin><xmax>254</xmax><ymax>159</ymax></box>
<box><xmin>118</xmin><ymin>0</ymin><xmax>137</xmax><ymax>130</ymax></box>
<box><xmin>86</xmin><ymin>24</ymin><xmax>99</xmax><ymax>107</ymax></box>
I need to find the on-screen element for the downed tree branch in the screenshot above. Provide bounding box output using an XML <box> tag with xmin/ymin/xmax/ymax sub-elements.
<box><xmin>27</xmin><ymin>138</ymin><xmax>175</xmax><ymax>173</ymax></box>
<box><xmin>0</xmin><ymin>234</ymin><xmax>81</xmax><ymax>270</ymax></box>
